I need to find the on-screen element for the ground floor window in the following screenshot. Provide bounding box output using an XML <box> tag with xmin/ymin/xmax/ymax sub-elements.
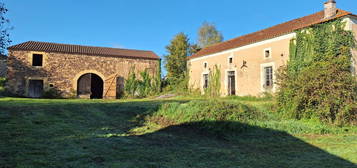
<box><xmin>227</xmin><ymin>71</ymin><xmax>236</xmax><ymax>95</ymax></box>
<box><xmin>203</xmin><ymin>74</ymin><xmax>209</xmax><ymax>89</ymax></box>
<box><xmin>28</xmin><ymin>80</ymin><xmax>44</xmax><ymax>98</ymax></box>
<box><xmin>264</xmin><ymin>66</ymin><xmax>273</xmax><ymax>89</ymax></box>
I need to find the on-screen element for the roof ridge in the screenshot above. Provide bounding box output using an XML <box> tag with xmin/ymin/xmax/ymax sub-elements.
<box><xmin>189</xmin><ymin>8</ymin><xmax>353</xmax><ymax>59</ymax></box>
<box><xmin>8</xmin><ymin>41</ymin><xmax>160</xmax><ymax>60</ymax></box>
<box><xmin>14</xmin><ymin>41</ymin><xmax>154</xmax><ymax>53</ymax></box>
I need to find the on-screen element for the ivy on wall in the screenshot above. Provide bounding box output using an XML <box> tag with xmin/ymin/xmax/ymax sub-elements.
<box><xmin>277</xmin><ymin>19</ymin><xmax>357</xmax><ymax>125</ymax></box>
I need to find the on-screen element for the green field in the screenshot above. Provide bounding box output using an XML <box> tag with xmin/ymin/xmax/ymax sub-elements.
<box><xmin>0</xmin><ymin>97</ymin><xmax>356</xmax><ymax>168</ymax></box>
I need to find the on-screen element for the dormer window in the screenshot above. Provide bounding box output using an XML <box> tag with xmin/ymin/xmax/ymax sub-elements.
<box><xmin>264</xmin><ymin>48</ymin><xmax>271</xmax><ymax>59</ymax></box>
<box><xmin>32</xmin><ymin>54</ymin><xmax>43</xmax><ymax>66</ymax></box>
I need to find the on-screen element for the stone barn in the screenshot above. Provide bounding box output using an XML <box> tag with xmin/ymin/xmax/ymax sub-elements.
<box><xmin>0</xmin><ymin>54</ymin><xmax>6</xmax><ymax>77</ymax></box>
<box><xmin>6</xmin><ymin>41</ymin><xmax>160</xmax><ymax>99</ymax></box>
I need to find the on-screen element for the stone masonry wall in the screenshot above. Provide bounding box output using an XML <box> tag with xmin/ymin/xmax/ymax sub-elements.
<box><xmin>7</xmin><ymin>50</ymin><xmax>159</xmax><ymax>98</ymax></box>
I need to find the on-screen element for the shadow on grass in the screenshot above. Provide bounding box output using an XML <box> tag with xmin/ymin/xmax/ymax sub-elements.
<box><xmin>0</xmin><ymin>99</ymin><xmax>356</xmax><ymax>168</ymax></box>
<box><xmin>136</xmin><ymin>121</ymin><xmax>357</xmax><ymax>168</ymax></box>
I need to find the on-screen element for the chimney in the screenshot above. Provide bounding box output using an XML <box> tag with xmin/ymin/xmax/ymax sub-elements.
<box><xmin>324</xmin><ymin>0</ymin><xmax>337</xmax><ymax>19</ymax></box>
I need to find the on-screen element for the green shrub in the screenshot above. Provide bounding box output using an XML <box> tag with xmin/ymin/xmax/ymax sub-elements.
<box><xmin>137</xmin><ymin>70</ymin><xmax>152</xmax><ymax>97</ymax></box>
<box><xmin>43</xmin><ymin>88</ymin><xmax>62</xmax><ymax>99</ymax></box>
<box><xmin>124</xmin><ymin>67</ymin><xmax>139</xmax><ymax>98</ymax></box>
<box><xmin>150</xmin><ymin>100</ymin><xmax>265</xmax><ymax>135</ymax></box>
<box><xmin>0</xmin><ymin>77</ymin><xmax>6</xmax><ymax>95</ymax></box>
<box><xmin>124</xmin><ymin>67</ymin><xmax>160</xmax><ymax>98</ymax></box>
<box><xmin>277</xmin><ymin>19</ymin><xmax>357</xmax><ymax>125</ymax></box>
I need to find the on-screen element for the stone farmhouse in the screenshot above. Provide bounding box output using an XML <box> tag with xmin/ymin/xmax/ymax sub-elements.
<box><xmin>7</xmin><ymin>41</ymin><xmax>160</xmax><ymax>99</ymax></box>
<box><xmin>188</xmin><ymin>0</ymin><xmax>357</xmax><ymax>97</ymax></box>
<box><xmin>0</xmin><ymin>54</ymin><xmax>6</xmax><ymax>77</ymax></box>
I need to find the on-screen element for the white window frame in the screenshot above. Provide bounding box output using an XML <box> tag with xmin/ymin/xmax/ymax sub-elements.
<box><xmin>260</xmin><ymin>62</ymin><xmax>276</xmax><ymax>92</ymax></box>
<box><xmin>263</xmin><ymin>48</ymin><xmax>272</xmax><ymax>59</ymax></box>
<box><xmin>228</xmin><ymin>56</ymin><xmax>233</xmax><ymax>65</ymax></box>
<box><xmin>201</xmin><ymin>72</ymin><xmax>210</xmax><ymax>93</ymax></box>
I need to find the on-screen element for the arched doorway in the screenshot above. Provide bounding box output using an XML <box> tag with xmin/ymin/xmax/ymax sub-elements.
<box><xmin>77</xmin><ymin>73</ymin><xmax>103</xmax><ymax>99</ymax></box>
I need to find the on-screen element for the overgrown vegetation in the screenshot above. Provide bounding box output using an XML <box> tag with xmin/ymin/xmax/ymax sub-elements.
<box><xmin>277</xmin><ymin>19</ymin><xmax>357</xmax><ymax>125</ymax></box>
<box><xmin>124</xmin><ymin>67</ymin><xmax>160</xmax><ymax>98</ymax></box>
<box><xmin>204</xmin><ymin>65</ymin><xmax>221</xmax><ymax>97</ymax></box>
<box><xmin>0</xmin><ymin>77</ymin><xmax>5</xmax><ymax>94</ymax></box>
<box><xmin>42</xmin><ymin>87</ymin><xmax>63</xmax><ymax>99</ymax></box>
<box><xmin>150</xmin><ymin>100</ymin><xmax>265</xmax><ymax>135</ymax></box>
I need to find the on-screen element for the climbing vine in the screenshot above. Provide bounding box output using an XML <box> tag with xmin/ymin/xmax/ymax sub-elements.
<box><xmin>277</xmin><ymin>19</ymin><xmax>357</xmax><ymax>125</ymax></box>
<box><xmin>205</xmin><ymin>65</ymin><xmax>221</xmax><ymax>98</ymax></box>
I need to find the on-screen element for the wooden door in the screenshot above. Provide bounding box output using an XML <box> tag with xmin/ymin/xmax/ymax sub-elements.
<box><xmin>28</xmin><ymin>80</ymin><xmax>44</xmax><ymax>98</ymax></box>
<box><xmin>77</xmin><ymin>74</ymin><xmax>92</xmax><ymax>97</ymax></box>
<box><xmin>228</xmin><ymin>71</ymin><xmax>236</xmax><ymax>96</ymax></box>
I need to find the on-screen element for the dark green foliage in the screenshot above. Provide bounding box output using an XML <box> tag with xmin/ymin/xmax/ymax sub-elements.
<box><xmin>164</xmin><ymin>33</ymin><xmax>190</xmax><ymax>81</ymax></box>
<box><xmin>152</xmin><ymin>100</ymin><xmax>265</xmax><ymax>135</ymax></box>
<box><xmin>42</xmin><ymin>88</ymin><xmax>62</xmax><ymax>99</ymax></box>
<box><xmin>137</xmin><ymin>70</ymin><xmax>152</xmax><ymax>97</ymax></box>
<box><xmin>277</xmin><ymin>19</ymin><xmax>357</xmax><ymax>125</ymax></box>
<box><xmin>124</xmin><ymin>67</ymin><xmax>139</xmax><ymax>98</ymax></box>
<box><xmin>152</xmin><ymin>60</ymin><xmax>162</xmax><ymax>94</ymax></box>
<box><xmin>0</xmin><ymin>2</ymin><xmax>11</xmax><ymax>55</ymax></box>
<box><xmin>0</xmin><ymin>77</ymin><xmax>5</xmax><ymax>87</ymax></box>
<box><xmin>0</xmin><ymin>77</ymin><xmax>5</xmax><ymax>95</ymax></box>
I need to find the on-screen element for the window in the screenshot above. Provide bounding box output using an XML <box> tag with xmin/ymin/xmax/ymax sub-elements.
<box><xmin>229</xmin><ymin>57</ymin><xmax>233</xmax><ymax>64</ymax></box>
<box><xmin>203</xmin><ymin>74</ymin><xmax>209</xmax><ymax>89</ymax></box>
<box><xmin>264</xmin><ymin>49</ymin><xmax>271</xmax><ymax>58</ymax></box>
<box><xmin>264</xmin><ymin>66</ymin><xmax>273</xmax><ymax>88</ymax></box>
<box><xmin>204</xmin><ymin>62</ymin><xmax>207</xmax><ymax>69</ymax></box>
<box><xmin>32</xmin><ymin>54</ymin><xmax>43</xmax><ymax>66</ymax></box>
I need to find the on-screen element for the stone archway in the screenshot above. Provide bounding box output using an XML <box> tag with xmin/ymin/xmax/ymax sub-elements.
<box><xmin>77</xmin><ymin>73</ymin><xmax>104</xmax><ymax>99</ymax></box>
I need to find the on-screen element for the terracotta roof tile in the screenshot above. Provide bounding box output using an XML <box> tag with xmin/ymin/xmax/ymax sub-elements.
<box><xmin>189</xmin><ymin>9</ymin><xmax>352</xmax><ymax>60</ymax></box>
<box><xmin>8</xmin><ymin>41</ymin><xmax>160</xmax><ymax>60</ymax></box>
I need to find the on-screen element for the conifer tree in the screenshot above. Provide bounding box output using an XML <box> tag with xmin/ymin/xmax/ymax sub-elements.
<box><xmin>164</xmin><ymin>33</ymin><xmax>190</xmax><ymax>81</ymax></box>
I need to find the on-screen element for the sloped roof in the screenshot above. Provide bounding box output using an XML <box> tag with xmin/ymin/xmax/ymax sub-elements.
<box><xmin>189</xmin><ymin>9</ymin><xmax>353</xmax><ymax>60</ymax></box>
<box><xmin>8</xmin><ymin>41</ymin><xmax>160</xmax><ymax>60</ymax></box>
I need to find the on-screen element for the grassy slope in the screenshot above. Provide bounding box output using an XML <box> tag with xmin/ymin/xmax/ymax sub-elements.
<box><xmin>0</xmin><ymin>97</ymin><xmax>356</xmax><ymax>168</ymax></box>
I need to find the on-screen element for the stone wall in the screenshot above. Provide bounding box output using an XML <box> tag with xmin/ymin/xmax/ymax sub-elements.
<box><xmin>6</xmin><ymin>50</ymin><xmax>159</xmax><ymax>98</ymax></box>
<box><xmin>0</xmin><ymin>55</ymin><xmax>6</xmax><ymax>77</ymax></box>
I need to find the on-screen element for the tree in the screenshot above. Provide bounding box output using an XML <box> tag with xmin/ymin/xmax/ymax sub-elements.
<box><xmin>0</xmin><ymin>2</ymin><xmax>11</xmax><ymax>55</ymax></box>
<box><xmin>197</xmin><ymin>22</ymin><xmax>223</xmax><ymax>48</ymax></box>
<box><xmin>164</xmin><ymin>33</ymin><xmax>190</xmax><ymax>81</ymax></box>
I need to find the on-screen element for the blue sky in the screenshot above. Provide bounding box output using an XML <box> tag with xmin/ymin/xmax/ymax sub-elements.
<box><xmin>3</xmin><ymin>0</ymin><xmax>357</xmax><ymax>74</ymax></box>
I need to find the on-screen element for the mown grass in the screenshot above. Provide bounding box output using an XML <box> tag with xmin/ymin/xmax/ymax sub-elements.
<box><xmin>0</xmin><ymin>97</ymin><xmax>356</xmax><ymax>168</ymax></box>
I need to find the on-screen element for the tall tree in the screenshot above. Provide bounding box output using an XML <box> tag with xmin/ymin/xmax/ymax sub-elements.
<box><xmin>164</xmin><ymin>33</ymin><xmax>190</xmax><ymax>80</ymax></box>
<box><xmin>197</xmin><ymin>22</ymin><xmax>223</xmax><ymax>48</ymax></box>
<box><xmin>0</xmin><ymin>2</ymin><xmax>11</xmax><ymax>55</ymax></box>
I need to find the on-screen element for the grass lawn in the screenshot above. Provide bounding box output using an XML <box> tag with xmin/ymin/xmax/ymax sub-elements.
<box><xmin>0</xmin><ymin>97</ymin><xmax>356</xmax><ymax>168</ymax></box>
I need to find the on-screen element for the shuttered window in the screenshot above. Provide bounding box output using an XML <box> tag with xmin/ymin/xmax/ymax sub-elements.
<box><xmin>264</xmin><ymin>66</ymin><xmax>273</xmax><ymax>87</ymax></box>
